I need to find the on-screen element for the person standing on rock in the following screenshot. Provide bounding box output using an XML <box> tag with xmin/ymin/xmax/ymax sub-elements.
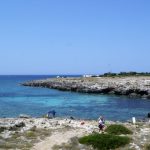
<box><xmin>98</xmin><ymin>116</ymin><xmax>105</xmax><ymax>132</ymax></box>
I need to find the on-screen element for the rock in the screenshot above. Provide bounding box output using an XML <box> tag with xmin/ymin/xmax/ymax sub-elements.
<box><xmin>15</xmin><ymin>122</ymin><xmax>25</xmax><ymax>128</ymax></box>
<box><xmin>129</xmin><ymin>93</ymin><xmax>138</xmax><ymax>98</ymax></box>
<box><xmin>70</xmin><ymin>116</ymin><xmax>75</xmax><ymax>120</ymax></box>
<box><xmin>9</xmin><ymin>121</ymin><xmax>25</xmax><ymax>131</ymax></box>
<box><xmin>0</xmin><ymin>139</ymin><xmax>5</xmax><ymax>145</ymax></box>
<box><xmin>22</xmin><ymin>77</ymin><xmax>150</xmax><ymax>99</ymax></box>
<box><xmin>30</xmin><ymin>125</ymin><xmax>37</xmax><ymax>131</ymax></box>
<box><xmin>142</xmin><ymin>94</ymin><xmax>148</xmax><ymax>99</ymax></box>
<box><xmin>19</xmin><ymin>114</ymin><xmax>31</xmax><ymax>118</ymax></box>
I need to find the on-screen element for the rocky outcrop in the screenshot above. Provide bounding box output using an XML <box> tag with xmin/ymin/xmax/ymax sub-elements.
<box><xmin>0</xmin><ymin>117</ymin><xmax>150</xmax><ymax>150</ymax></box>
<box><xmin>0</xmin><ymin>117</ymin><xmax>98</xmax><ymax>139</ymax></box>
<box><xmin>22</xmin><ymin>77</ymin><xmax>150</xmax><ymax>99</ymax></box>
<box><xmin>0</xmin><ymin>120</ymin><xmax>25</xmax><ymax>133</ymax></box>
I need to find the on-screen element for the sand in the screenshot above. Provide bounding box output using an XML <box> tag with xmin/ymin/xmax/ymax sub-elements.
<box><xmin>32</xmin><ymin>128</ymin><xmax>86</xmax><ymax>150</ymax></box>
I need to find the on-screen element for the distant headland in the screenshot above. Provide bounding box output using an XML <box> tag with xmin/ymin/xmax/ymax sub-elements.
<box><xmin>22</xmin><ymin>72</ymin><xmax>150</xmax><ymax>99</ymax></box>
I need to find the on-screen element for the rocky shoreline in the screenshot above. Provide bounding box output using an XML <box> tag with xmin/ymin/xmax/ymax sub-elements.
<box><xmin>0</xmin><ymin>116</ymin><xmax>100</xmax><ymax>150</ymax></box>
<box><xmin>22</xmin><ymin>76</ymin><xmax>150</xmax><ymax>99</ymax></box>
<box><xmin>0</xmin><ymin>116</ymin><xmax>150</xmax><ymax>150</ymax></box>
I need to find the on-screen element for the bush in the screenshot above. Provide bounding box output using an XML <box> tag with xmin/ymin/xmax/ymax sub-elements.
<box><xmin>105</xmin><ymin>124</ymin><xmax>132</xmax><ymax>135</ymax></box>
<box><xmin>25</xmin><ymin>131</ymin><xmax>36</xmax><ymax>138</ymax></box>
<box><xmin>145</xmin><ymin>144</ymin><xmax>150</xmax><ymax>150</ymax></box>
<box><xmin>79</xmin><ymin>133</ymin><xmax>131</xmax><ymax>150</ymax></box>
<box><xmin>0</xmin><ymin>127</ymin><xmax>6</xmax><ymax>133</ymax></box>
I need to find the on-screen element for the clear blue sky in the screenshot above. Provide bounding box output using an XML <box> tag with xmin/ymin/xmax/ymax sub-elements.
<box><xmin>0</xmin><ymin>0</ymin><xmax>149</xmax><ymax>75</ymax></box>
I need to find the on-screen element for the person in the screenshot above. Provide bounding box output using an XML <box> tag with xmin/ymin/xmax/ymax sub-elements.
<box><xmin>52</xmin><ymin>110</ymin><xmax>56</xmax><ymax>117</ymax></box>
<box><xmin>98</xmin><ymin>116</ymin><xmax>105</xmax><ymax>132</ymax></box>
<box><xmin>47</xmin><ymin>110</ymin><xmax>56</xmax><ymax>118</ymax></box>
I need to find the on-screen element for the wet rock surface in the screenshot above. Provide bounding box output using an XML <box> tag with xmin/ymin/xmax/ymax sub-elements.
<box><xmin>22</xmin><ymin>76</ymin><xmax>150</xmax><ymax>99</ymax></box>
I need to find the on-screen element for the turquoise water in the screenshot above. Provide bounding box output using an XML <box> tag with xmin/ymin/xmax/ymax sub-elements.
<box><xmin>0</xmin><ymin>75</ymin><xmax>150</xmax><ymax>121</ymax></box>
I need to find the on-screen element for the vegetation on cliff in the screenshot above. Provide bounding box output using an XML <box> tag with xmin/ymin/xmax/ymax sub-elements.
<box><xmin>97</xmin><ymin>72</ymin><xmax>150</xmax><ymax>77</ymax></box>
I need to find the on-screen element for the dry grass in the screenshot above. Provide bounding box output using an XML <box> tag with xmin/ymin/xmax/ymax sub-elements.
<box><xmin>0</xmin><ymin>128</ymin><xmax>51</xmax><ymax>149</ymax></box>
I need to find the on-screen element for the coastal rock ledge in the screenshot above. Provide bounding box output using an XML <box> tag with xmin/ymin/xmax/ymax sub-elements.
<box><xmin>22</xmin><ymin>77</ymin><xmax>150</xmax><ymax>99</ymax></box>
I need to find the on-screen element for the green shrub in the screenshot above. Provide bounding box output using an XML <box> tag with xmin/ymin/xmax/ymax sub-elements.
<box><xmin>105</xmin><ymin>124</ymin><xmax>132</xmax><ymax>135</ymax></box>
<box><xmin>0</xmin><ymin>143</ymin><xmax>16</xmax><ymax>149</ymax></box>
<box><xmin>0</xmin><ymin>127</ymin><xmax>6</xmax><ymax>133</ymax></box>
<box><xmin>145</xmin><ymin>144</ymin><xmax>150</xmax><ymax>150</ymax></box>
<box><xmin>25</xmin><ymin>131</ymin><xmax>36</xmax><ymax>138</ymax></box>
<box><xmin>79</xmin><ymin>133</ymin><xmax>131</xmax><ymax>150</ymax></box>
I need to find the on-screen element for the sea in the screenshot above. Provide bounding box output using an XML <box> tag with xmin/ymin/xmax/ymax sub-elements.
<box><xmin>0</xmin><ymin>75</ymin><xmax>150</xmax><ymax>121</ymax></box>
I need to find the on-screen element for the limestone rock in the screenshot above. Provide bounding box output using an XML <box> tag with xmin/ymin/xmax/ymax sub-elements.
<box><xmin>22</xmin><ymin>77</ymin><xmax>150</xmax><ymax>99</ymax></box>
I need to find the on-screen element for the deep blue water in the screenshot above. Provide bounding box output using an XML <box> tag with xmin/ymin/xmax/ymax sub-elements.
<box><xmin>0</xmin><ymin>75</ymin><xmax>150</xmax><ymax>121</ymax></box>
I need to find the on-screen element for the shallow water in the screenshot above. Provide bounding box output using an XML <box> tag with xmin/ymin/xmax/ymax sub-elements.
<box><xmin>0</xmin><ymin>75</ymin><xmax>150</xmax><ymax>121</ymax></box>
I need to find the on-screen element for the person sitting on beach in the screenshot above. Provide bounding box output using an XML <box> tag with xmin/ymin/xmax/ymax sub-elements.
<box><xmin>98</xmin><ymin>116</ymin><xmax>105</xmax><ymax>132</ymax></box>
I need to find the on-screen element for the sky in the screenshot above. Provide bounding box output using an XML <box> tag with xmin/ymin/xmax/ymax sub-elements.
<box><xmin>0</xmin><ymin>0</ymin><xmax>149</xmax><ymax>75</ymax></box>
